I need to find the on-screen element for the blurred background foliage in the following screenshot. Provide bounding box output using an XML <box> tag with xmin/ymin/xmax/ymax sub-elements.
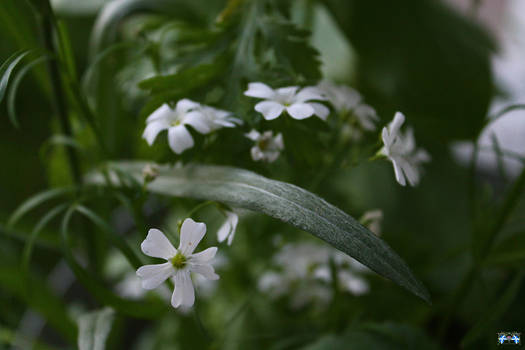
<box><xmin>1</xmin><ymin>0</ymin><xmax>524</xmax><ymax>349</ymax></box>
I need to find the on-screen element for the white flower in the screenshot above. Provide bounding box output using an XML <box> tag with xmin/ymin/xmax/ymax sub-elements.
<box><xmin>244</xmin><ymin>82</ymin><xmax>329</xmax><ymax>121</ymax></box>
<box><xmin>360</xmin><ymin>209</ymin><xmax>383</xmax><ymax>236</ymax></box>
<box><xmin>379</xmin><ymin>112</ymin><xmax>431</xmax><ymax>186</ymax></box>
<box><xmin>258</xmin><ymin>242</ymin><xmax>371</xmax><ymax>308</ymax></box>
<box><xmin>245</xmin><ymin>130</ymin><xmax>284</xmax><ymax>162</ymax></box>
<box><xmin>142</xmin><ymin>99</ymin><xmax>240</xmax><ymax>154</ymax></box>
<box><xmin>318</xmin><ymin>81</ymin><xmax>378</xmax><ymax>131</ymax></box>
<box><xmin>217</xmin><ymin>209</ymin><xmax>238</xmax><ymax>245</ymax></box>
<box><xmin>136</xmin><ymin>219</ymin><xmax>219</xmax><ymax>308</ymax></box>
<box><xmin>198</xmin><ymin>105</ymin><xmax>243</xmax><ymax>131</ymax></box>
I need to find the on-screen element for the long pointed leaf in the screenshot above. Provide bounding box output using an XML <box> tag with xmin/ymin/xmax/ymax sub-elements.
<box><xmin>88</xmin><ymin>162</ymin><xmax>431</xmax><ymax>303</ymax></box>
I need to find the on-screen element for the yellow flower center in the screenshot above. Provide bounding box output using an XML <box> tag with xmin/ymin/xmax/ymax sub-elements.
<box><xmin>170</xmin><ymin>252</ymin><xmax>187</xmax><ymax>269</ymax></box>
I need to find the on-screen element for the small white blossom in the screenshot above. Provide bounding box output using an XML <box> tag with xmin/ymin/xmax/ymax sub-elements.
<box><xmin>136</xmin><ymin>219</ymin><xmax>219</xmax><ymax>308</ymax></box>
<box><xmin>258</xmin><ymin>242</ymin><xmax>370</xmax><ymax>308</ymax></box>
<box><xmin>142</xmin><ymin>99</ymin><xmax>240</xmax><ymax>154</ymax></box>
<box><xmin>379</xmin><ymin>112</ymin><xmax>430</xmax><ymax>186</ymax></box>
<box><xmin>245</xmin><ymin>130</ymin><xmax>284</xmax><ymax>162</ymax></box>
<box><xmin>318</xmin><ymin>81</ymin><xmax>378</xmax><ymax>131</ymax></box>
<box><xmin>244</xmin><ymin>82</ymin><xmax>329</xmax><ymax>121</ymax></box>
<box><xmin>217</xmin><ymin>209</ymin><xmax>239</xmax><ymax>245</ymax></box>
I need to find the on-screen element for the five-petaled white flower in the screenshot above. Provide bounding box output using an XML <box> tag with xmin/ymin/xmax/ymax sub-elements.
<box><xmin>217</xmin><ymin>209</ymin><xmax>239</xmax><ymax>245</ymax></box>
<box><xmin>318</xmin><ymin>81</ymin><xmax>378</xmax><ymax>131</ymax></box>
<box><xmin>244</xmin><ymin>82</ymin><xmax>329</xmax><ymax>121</ymax></box>
<box><xmin>142</xmin><ymin>99</ymin><xmax>240</xmax><ymax>154</ymax></box>
<box><xmin>379</xmin><ymin>112</ymin><xmax>430</xmax><ymax>186</ymax></box>
<box><xmin>245</xmin><ymin>130</ymin><xmax>284</xmax><ymax>162</ymax></box>
<box><xmin>136</xmin><ymin>219</ymin><xmax>219</xmax><ymax>308</ymax></box>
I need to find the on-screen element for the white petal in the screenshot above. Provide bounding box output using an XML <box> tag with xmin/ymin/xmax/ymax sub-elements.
<box><xmin>175</xmin><ymin>99</ymin><xmax>200</xmax><ymax>115</ymax></box>
<box><xmin>391</xmin><ymin>158</ymin><xmax>406</xmax><ymax>186</ymax></box>
<box><xmin>251</xmin><ymin>146</ymin><xmax>264</xmax><ymax>161</ymax></box>
<box><xmin>217</xmin><ymin>212</ymin><xmax>238</xmax><ymax>245</ymax></box>
<box><xmin>136</xmin><ymin>262</ymin><xmax>173</xmax><ymax>290</ymax></box>
<box><xmin>146</xmin><ymin>104</ymin><xmax>173</xmax><ymax>123</ymax></box>
<box><xmin>179</xmin><ymin>218</ymin><xmax>206</xmax><ymax>255</ymax></box>
<box><xmin>255</xmin><ymin>101</ymin><xmax>285</xmax><ymax>120</ymax></box>
<box><xmin>389</xmin><ymin>112</ymin><xmax>405</xmax><ymax>137</ymax></box>
<box><xmin>245</xmin><ymin>130</ymin><xmax>261</xmax><ymax>141</ymax></box>
<box><xmin>381</xmin><ymin>127</ymin><xmax>392</xmax><ymax>150</ymax></box>
<box><xmin>274</xmin><ymin>133</ymin><xmax>284</xmax><ymax>149</ymax></box>
<box><xmin>183</xmin><ymin>111</ymin><xmax>212</xmax><ymax>134</ymax></box>
<box><xmin>142</xmin><ymin>119</ymin><xmax>169</xmax><ymax>145</ymax></box>
<box><xmin>355</xmin><ymin>105</ymin><xmax>378</xmax><ymax>130</ymax></box>
<box><xmin>286</xmin><ymin>103</ymin><xmax>315</xmax><ymax>120</ymax></box>
<box><xmin>266</xmin><ymin>151</ymin><xmax>280</xmax><ymax>163</ymax></box>
<box><xmin>309</xmin><ymin>102</ymin><xmax>330</xmax><ymax>121</ymax></box>
<box><xmin>190</xmin><ymin>247</ymin><xmax>217</xmax><ymax>264</ymax></box>
<box><xmin>398</xmin><ymin>158</ymin><xmax>419</xmax><ymax>186</ymax></box>
<box><xmin>140</xmin><ymin>228</ymin><xmax>177</xmax><ymax>259</ymax></box>
<box><xmin>171</xmin><ymin>270</ymin><xmax>195</xmax><ymax>308</ymax></box>
<box><xmin>190</xmin><ymin>263</ymin><xmax>219</xmax><ymax>280</ymax></box>
<box><xmin>275</xmin><ymin>86</ymin><xmax>299</xmax><ymax>99</ymax></box>
<box><xmin>294</xmin><ymin>87</ymin><xmax>326</xmax><ymax>102</ymax></box>
<box><xmin>244</xmin><ymin>82</ymin><xmax>275</xmax><ymax>99</ymax></box>
<box><xmin>167</xmin><ymin>125</ymin><xmax>194</xmax><ymax>154</ymax></box>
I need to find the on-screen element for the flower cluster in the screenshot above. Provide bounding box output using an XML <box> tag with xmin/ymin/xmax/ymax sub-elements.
<box><xmin>258</xmin><ymin>242</ymin><xmax>370</xmax><ymax>309</ymax></box>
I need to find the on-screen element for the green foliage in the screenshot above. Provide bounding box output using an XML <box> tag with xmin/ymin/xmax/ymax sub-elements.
<box><xmin>88</xmin><ymin>161</ymin><xmax>430</xmax><ymax>302</ymax></box>
<box><xmin>0</xmin><ymin>50</ymin><xmax>32</xmax><ymax>108</ymax></box>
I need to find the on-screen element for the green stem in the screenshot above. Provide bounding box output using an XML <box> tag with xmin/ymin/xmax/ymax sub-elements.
<box><xmin>37</xmin><ymin>2</ymin><xmax>82</xmax><ymax>186</ymax></box>
<box><xmin>440</xmin><ymin>164</ymin><xmax>525</xmax><ymax>337</ymax></box>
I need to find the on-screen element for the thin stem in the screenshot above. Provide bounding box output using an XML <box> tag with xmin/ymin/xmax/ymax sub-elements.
<box><xmin>38</xmin><ymin>4</ymin><xmax>82</xmax><ymax>186</ymax></box>
<box><xmin>440</xmin><ymin>164</ymin><xmax>525</xmax><ymax>337</ymax></box>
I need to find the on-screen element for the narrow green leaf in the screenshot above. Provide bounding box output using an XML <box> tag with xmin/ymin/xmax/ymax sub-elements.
<box><xmin>461</xmin><ymin>270</ymin><xmax>525</xmax><ymax>347</ymax></box>
<box><xmin>0</xmin><ymin>50</ymin><xmax>32</xmax><ymax>104</ymax></box>
<box><xmin>8</xmin><ymin>187</ymin><xmax>73</xmax><ymax>228</ymax></box>
<box><xmin>21</xmin><ymin>204</ymin><xmax>69</xmax><ymax>271</ymax></box>
<box><xmin>88</xmin><ymin>162</ymin><xmax>431</xmax><ymax>302</ymax></box>
<box><xmin>7</xmin><ymin>55</ymin><xmax>50</xmax><ymax>128</ymax></box>
<box><xmin>485</xmin><ymin>231</ymin><xmax>525</xmax><ymax>267</ymax></box>
<box><xmin>0</xmin><ymin>265</ymin><xmax>77</xmax><ymax>342</ymax></box>
<box><xmin>77</xmin><ymin>308</ymin><xmax>115</xmax><ymax>350</ymax></box>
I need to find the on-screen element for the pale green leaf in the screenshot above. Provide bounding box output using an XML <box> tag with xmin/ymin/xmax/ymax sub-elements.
<box><xmin>87</xmin><ymin>161</ymin><xmax>430</xmax><ymax>302</ymax></box>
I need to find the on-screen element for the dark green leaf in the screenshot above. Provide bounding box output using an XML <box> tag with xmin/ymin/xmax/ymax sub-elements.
<box><xmin>87</xmin><ymin>161</ymin><xmax>431</xmax><ymax>302</ymax></box>
<box><xmin>0</xmin><ymin>50</ymin><xmax>32</xmax><ymax>104</ymax></box>
<box><xmin>461</xmin><ymin>270</ymin><xmax>525</xmax><ymax>347</ymax></box>
<box><xmin>77</xmin><ymin>307</ymin><xmax>115</xmax><ymax>350</ymax></box>
<box><xmin>8</xmin><ymin>187</ymin><xmax>73</xmax><ymax>228</ymax></box>
<box><xmin>7</xmin><ymin>55</ymin><xmax>50</xmax><ymax>128</ymax></box>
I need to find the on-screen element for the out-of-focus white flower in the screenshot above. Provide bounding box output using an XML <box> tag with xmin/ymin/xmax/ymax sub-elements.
<box><xmin>318</xmin><ymin>81</ymin><xmax>378</xmax><ymax>131</ymax></box>
<box><xmin>360</xmin><ymin>209</ymin><xmax>383</xmax><ymax>236</ymax></box>
<box><xmin>244</xmin><ymin>82</ymin><xmax>329</xmax><ymax>121</ymax></box>
<box><xmin>142</xmin><ymin>99</ymin><xmax>240</xmax><ymax>154</ymax></box>
<box><xmin>217</xmin><ymin>209</ymin><xmax>239</xmax><ymax>245</ymax></box>
<box><xmin>136</xmin><ymin>219</ymin><xmax>219</xmax><ymax>308</ymax></box>
<box><xmin>258</xmin><ymin>242</ymin><xmax>370</xmax><ymax>308</ymax></box>
<box><xmin>142</xmin><ymin>164</ymin><xmax>159</xmax><ymax>183</ymax></box>
<box><xmin>379</xmin><ymin>112</ymin><xmax>431</xmax><ymax>186</ymax></box>
<box><xmin>245</xmin><ymin>130</ymin><xmax>284</xmax><ymax>162</ymax></box>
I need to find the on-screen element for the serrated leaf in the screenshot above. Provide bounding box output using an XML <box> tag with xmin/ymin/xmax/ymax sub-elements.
<box><xmin>259</xmin><ymin>17</ymin><xmax>322</xmax><ymax>80</ymax></box>
<box><xmin>87</xmin><ymin>161</ymin><xmax>430</xmax><ymax>302</ymax></box>
<box><xmin>77</xmin><ymin>307</ymin><xmax>115</xmax><ymax>350</ymax></box>
<box><xmin>89</xmin><ymin>0</ymin><xmax>199</xmax><ymax>57</ymax></box>
<box><xmin>0</xmin><ymin>50</ymin><xmax>32</xmax><ymax>104</ymax></box>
